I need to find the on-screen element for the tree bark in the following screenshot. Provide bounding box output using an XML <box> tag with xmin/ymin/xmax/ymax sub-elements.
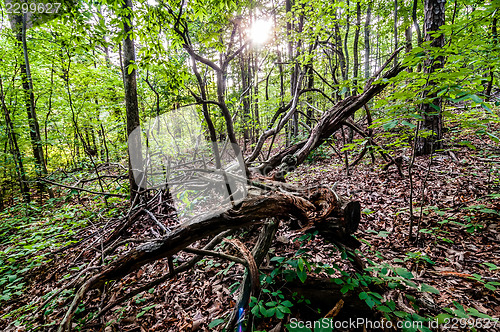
<box><xmin>259</xmin><ymin>63</ymin><xmax>403</xmax><ymax>173</ymax></box>
<box><xmin>352</xmin><ymin>2</ymin><xmax>361</xmax><ymax>95</ymax></box>
<box><xmin>335</xmin><ymin>21</ymin><xmax>348</xmax><ymax>81</ymax></box>
<box><xmin>122</xmin><ymin>0</ymin><xmax>143</xmax><ymax>202</ymax></box>
<box><xmin>486</xmin><ymin>17</ymin><xmax>497</xmax><ymax>98</ymax></box>
<box><xmin>13</xmin><ymin>14</ymin><xmax>49</xmax><ymax>197</ymax></box>
<box><xmin>0</xmin><ymin>74</ymin><xmax>30</xmax><ymax>203</ymax></box>
<box><xmin>344</xmin><ymin>0</ymin><xmax>351</xmax><ymax>85</ymax></box>
<box><xmin>415</xmin><ymin>0</ymin><xmax>446</xmax><ymax>156</ymax></box>
<box><xmin>393</xmin><ymin>0</ymin><xmax>399</xmax><ymax>66</ymax></box>
<box><xmin>412</xmin><ymin>0</ymin><xmax>423</xmax><ymax>45</ymax></box>
<box><xmin>364</xmin><ymin>1</ymin><xmax>372</xmax><ymax>79</ymax></box>
<box><xmin>57</xmin><ymin>183</ymin><xmax>361</xmax><ymax>331</ymax></box>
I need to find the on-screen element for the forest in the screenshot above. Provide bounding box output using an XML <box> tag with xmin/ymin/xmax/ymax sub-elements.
<box><xmin>0</xmin><ymin>0</ymin><xmax>499</xmax><ymax>330</ymax></box>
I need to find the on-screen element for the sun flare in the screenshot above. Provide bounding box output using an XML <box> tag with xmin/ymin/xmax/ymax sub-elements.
<box><xmin>249</xmin><ymin>19</ymin><xmax>273</xmax><ymax>45</ymax></box>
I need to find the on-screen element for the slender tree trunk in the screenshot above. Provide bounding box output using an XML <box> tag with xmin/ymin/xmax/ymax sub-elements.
<box><xmin>14</xmin><ymin>14</ymin><xmax>50</xmax><ymax>198</ymax></box>
<box><xmin>45</xmin><ymin>62</ymin><xmax>54</xmax><ymax>165</ymax></box>
<box><xmin>122</xmin><ymin>0</ymin><xmax>143</xmax><ymax>202</ymax></box>
<box><xmin>352</xmin><ymin>2</ymin><xmax>361</xmax><ymax>95</ymax></box>
<box><xmin>306</xmin><ymin>58</ymin><xmax>314</xmax><ymax>126</ymax></box>
<box><xmin>376</xmin><ymin>25</ymin><xmax>380</xmax><ymax>69</ymax></box>
<box><xmin>486</xmin><ymin>17</ymin><xmax>497</xmax><ymax>97</ymax></box>
<box><xmin>412</xmin><ymin>0</ymin><xmax>423</xmax><ymax>44</ymax></box>
<box><xmin>253</xmin><ymin>51</ymin><xmax>260</xmax><ymax>140</ymax></box>
<box><xmin>415</xmin><ymin>0</ymin><xmax>446</xmax><ymax>156</ymax></box>
<box><xmin>394</xmin><ymin>0</ymin><xmax>399</xmax><ymax>66</ymax></box>
<box><xmin>100</xmin><ymin>123</ymin><xmax>110</xmax><ymax>163</ymax></box>
<box><xmin>239</xmin><ymin>32</ymin><xmax>251</xmax><ymax>148</ymax></box>
<box><xmin>364</xmin><ymin>1</ymin><xmax>372</xmax><ymax>79</ymax></box>
<box><xmin>344</xmin><ymin>0</ymin><xmax>351</xmax><ymax>84</ymax></box>
<box><xmin>191</xmin><ymin>59</ymin><xmax>223</xmax><ymax>170</ymax></box>
<box><xmin>405</xmin><ymin>25</ymin><xmax>412</xmax><ymax>53</ymax></box>
<box><xmin>0</xmin><ymin>74</ymin><xmax>30</xmax><ymax>203</ymax></box>
<box><xmin>335</xmin><ymin>21</ymin><xmax>347</xmax><ymax>81</ymax></box>
<box><xmin>291</xmin><ymin>6</ymin><xmax>304</xmax><ymax>137</ymax></box>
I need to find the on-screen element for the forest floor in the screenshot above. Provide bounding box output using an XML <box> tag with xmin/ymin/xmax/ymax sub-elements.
<box><xmin>0</xmin><ymin>124</ymin><xmax>499</xmax><ymax>331</ymax></box>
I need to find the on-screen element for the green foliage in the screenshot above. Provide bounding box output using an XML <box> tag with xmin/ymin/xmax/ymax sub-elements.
<box><xmin>250</xmin><ymin>290</ymin><xmax>293</xmax><ymax>319</ymax></box>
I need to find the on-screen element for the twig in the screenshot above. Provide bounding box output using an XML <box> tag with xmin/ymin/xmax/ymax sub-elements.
<box><xmin>183</xmin><ymin>247</ymin><xmax>247</xmax><ymax>266</ymax></box>
<box><xmin>91</xmin><ymin>230</ymin><xmax>233</xmax><ymax>320</ymax></box>
<box><xmin>144</xmin><ymin>208</ymin><xmax>169</xmax><ymax>234</ymax></box>
<box><xmin>39</xmin><ymin>178</ymin><xmax>127</xmax><ymax>198</ymax></box>
<box><xmin>226</xmin><ymin>220</ymin><xmax>279</xmax><ymax>330</ymax></box>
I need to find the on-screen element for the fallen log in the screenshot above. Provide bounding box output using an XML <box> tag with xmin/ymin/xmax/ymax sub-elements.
<box><xmin>55</xmin><ymin>183</ymin><xmax>361</xmax><ymax>331</ymax></box>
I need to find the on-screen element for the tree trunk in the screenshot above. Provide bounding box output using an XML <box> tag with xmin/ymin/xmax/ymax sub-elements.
<box><xmin>253</xmin><ymin>52</ymin><xmax>260</xmax><ymax>141</ymax></box>
<box><xmin>13</xmin><ymin>14</ymin><xmax>50</xmax><ymax>197</ymax></box>
<box><xmin>335</xmin><ymin>21</ymin><xmax>348</xmax><ymax>81</ymax></box>
<box><xmin>352</xmin><ymin>2</ymin><xmax>361</xmax><ymax>95</ymax></box>
<box><xmin>239</xmin><ymin>35</ymin><xmax>251</xmax><ymax>148</ymax></box>
<box><xmin>415</xmin><ymin>0</ymin><xmax>446</xmax><ymax>156</ymax></box>
<box><xmin>306</xmin><ymin>59</ymin><xmax>314</xmax><ymax>126</ymax></box>
<box><xmin>393</xmin><ymin>0</ymin><xmax>399</xmax><ymax>66</ymax></box>
<box><xmin>344</xmin><ymin>0</ymin><xmax>351</xmax><ymax>89</ymax></box>
<box><xmin>122</xmin><ymin>0</ymin><xmax>143</xmax><ymax>202</ymax></box>
<box><xmin>412</xmin><ymin>0</ymin><xmax>423</xmax><ymax>45</ymax></box>
<box><xmin>0</xmin><ymin>75</ymin><xmax>30</xmax><ymax>204</ymax></box>
<box><xmin>364</xmin><ymin>2</ymin><xmax>372</xmax><ymax>79</ymax></box>
<box><xmin>486</xmin><ymin>17</ymin><xmax>497</xmax><ymax>98</ymax></box>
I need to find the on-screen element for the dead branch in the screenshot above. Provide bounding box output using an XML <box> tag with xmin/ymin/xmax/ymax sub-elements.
<box><xmin>259</xmin><ymin>60</ymin><xmax>405</xmax><ymax>174</ymax></box>
<box><xmin>93</xmin><ymin>230</ymin><xmax>233</xmax><ymax>320</ymax></box>
<box><xmin>183</xmin><ymin>247</ymin><xmax>247</xmax><ymax>266</ymax></box>
<box><xmin>226</xmin><ymin>220</ymin><xmax>279</xmax><ymax>330</ymax></box>
<box><xmin>39</xmin><ymin>178</ymin><xmax>127</xmax><ymax>198</ymax></box>
<box><xmin>55</xmin><ymin>184</ymin><xmax>360</xmax><ymax>331</ymax></box>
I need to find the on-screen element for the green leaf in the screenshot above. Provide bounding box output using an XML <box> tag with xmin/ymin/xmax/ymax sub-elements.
<box><xmin>377</xmin><ymin>305</ymin><xmax>392</xmax><ymax>313</ymax></box>
<box><xmin>136</xmin><ymin>305</ymin><xmax>156</xmax><ymax>318</ymax></box>
<box><xmin>420</xmin><ymin>283</ymin><xmax>440</xmax><ymax>294</ymax></box>
<box><xmin>401</xmin><ymin>120</ymin><xmax>416</xmax><ymax>128</ymax></box>
<box><xmin>394</xmin><ymin>311</ymin><xmax>408</xmax><ymax>318</ymax></box>
<box><xmin>394</xmin><ymin>267</ymin><xmax>414</xmax><ymax>279</ymax></box>
<box><xmin>486</xmin><ymin>132</ymin><xmax>500</xmax><ymax>143</ymax></box>
<box><xmin>259</xmin><ymin>304</ymin><xmax>268</xmax><ymax>316</ymax></box>
<box><xmin>297</xmin><ymin>269</ymin><xmax>307</xmax><ymax>283</ymax></box>
<box><xmin>435</xmin><ymin>313</ymin><xmax>452</xmax><ymax>324</ymax></box>
<box><xmin>251</xmin><ymin>303</ymin><xmax>260</xmax><ymax>316</ymax></box>
<box><xmin>482</xmin><ymin>262</ymin><xmax>499</xmax><ymax>271</ymax></box>
<box><xmin>469</xmin><ymin>94</ymin><xmax>482</xmax><ymax>103</ymax></box>
<box><xmin>383</xmin><ymin>119</ymin><xmax>398</xmax><ymax>131</ymax></box>
<box><xmin>484</xmin><ymin>283</ymin><xmax>497</xmax><ymax>291</ymax></box>
<box><xmin>467</xmin><ymin>308</ymin><xmax>492</xmax><ymax>319</ymax></box>
<box><xmin>208</xmin><ymin>319</ymin><xmax>225</xmax><ymax>328</ymax></box>
<box><xmin>275</xmin><ymin>308</ymin><xmax>284</xmax><ymax>319</ymax></box>
<box><xmin>278</xmin><ymin>305</ymin><xmax>291</xmax><ymax>314</ymax></box>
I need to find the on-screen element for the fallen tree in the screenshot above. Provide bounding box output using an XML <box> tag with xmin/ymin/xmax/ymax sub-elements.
<box><xmin>30</xmin><ymin>50</ymin><xmax>406</xmax><ymax>332</ymax></box>
<box><xmin>53</xmin><ymin>182</ymin><xmax>360</xmax><ymax>331</ymax></box>
<box><xmin>256</xmin><ymin>51</ymin><xmax>403</xmax><ymax>175</ymax></box>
